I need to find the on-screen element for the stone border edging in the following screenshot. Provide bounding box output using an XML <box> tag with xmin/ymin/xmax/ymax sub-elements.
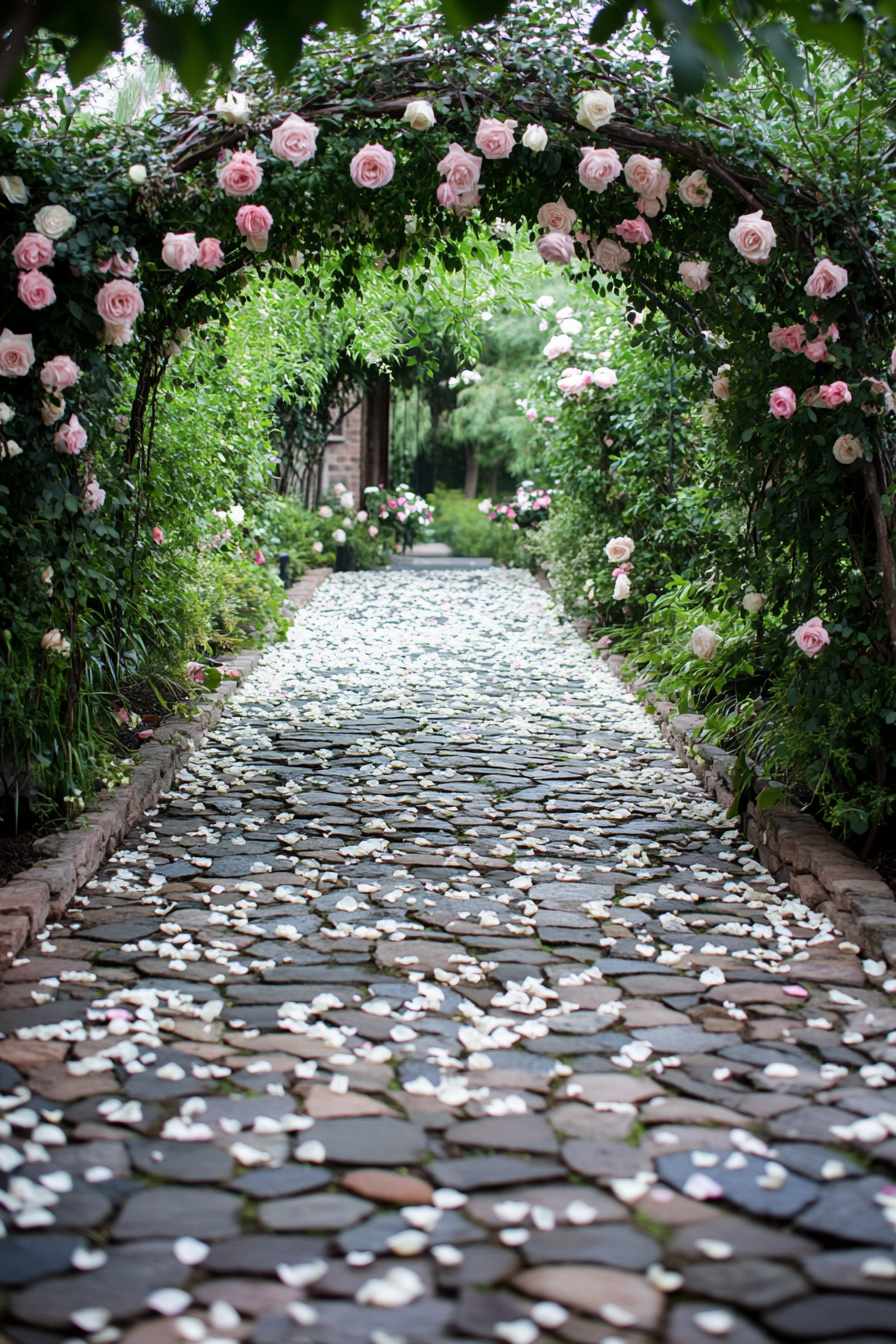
<box><xmin>600</xmin><ymin>650</ymin><xmax>896</xmax><ymax>970</ymax></box>
<box><xmin>0</xmin><ymin>567</ymin><xmax>332</xmax><ymax>968</ymax></box>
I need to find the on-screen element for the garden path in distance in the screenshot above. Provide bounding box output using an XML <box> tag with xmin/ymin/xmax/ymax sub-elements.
<box><xmin>3</xmin><ymin>569</ymin><xmax>896</xmax><ymax>1344</ymax></box>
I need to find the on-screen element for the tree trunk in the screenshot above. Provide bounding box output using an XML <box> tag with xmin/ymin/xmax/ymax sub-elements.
<box><xmin>488</xmin><ymin>467</ymin><xmax>498</xmax><ymax>499</ymax></box>
<box><xmin>464</xmin><ymin>445</ymin><xmax>479</xmax><ymax>499</ymax></box>
<box><xmin>862</xmin><ymin>456</ymin><xmax>896</xmax><ymax>647</ymax></box>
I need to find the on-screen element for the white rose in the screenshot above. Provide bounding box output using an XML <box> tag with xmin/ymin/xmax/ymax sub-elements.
<box><xmin>0</xmin><ymin>175</ymin><xmax>28</xmax><ymax>205</ymax></box>
<box><xmin>215</xmin><ymin>91</ymin><xmax>250</xmax><ymax>124</ymax></box>
<box><xmin>560</xmin><ymin>318</ymin><xmax>582</xmax><ymax>335</ymax></box>
<box><xmin>690</xmin><ymin>625</ymin><xmax>718</xmax><ymax>660</ymax></box>
<box><xmin>522</xmin><ymin>124</ymin><xmax>548</xmax><ymax>152</ymax></box>
<box><xmin>742</xmin><ymin>592</ymin><xmax>767</xmax><ymax>612</ymax></box>
<box><xmin>312</xmin><ymin>541</ymin><xmax>324</xmax><ymax>553</ymax></box>
<box><xmin>613</xmin><ymin>573</ymin><xmax>631</xmax><ymax>600</ymax></box>
<box><xmin>403</xmin><ymin>101</ymin><xmax>436</xmax><ymax>130</ymax></box>
<box><xmin>357</xmin><ymin>510</ymin><xmax>368</xmax><ymax>522</ymax></box>
<box><xmin>712</xmin><ymin>374</ymin><xmax>730</xmax><ymax>400</ymax></box>
<box><xmin>677</xmin><ymin>170</ymin><xmax>712</xmax><ymax>207</ymax></box>
<box><xmin>228</xmin><ymin>504</ymin><xmax>245</xmax><ymax>524</ymax></box>
<box><xmin>576</xmin><ymin>89</ymin><xmax>615</xmax><ymax>130</ymax></box>
<box><xmin>34</xmin><ymin>204</ymin><xmax>76</xmax><ymax>239</ymax></box>
<box><xmin>128</xmin><ymin>164</ymin><xmax>148</xmax><ymax>185</ymax></box>
<box><xmin>833</xmin><ymin>434</ymin><xmax>864</xmax><ymax>464</ymax></box>
<box><xmin>604</xmin><ymin>535</ymin><xmax>635</xmax><ymax>563</ymax></box>
<box><xmin>0</xmin><ymin>402</ymin><xmax>13</xmax><ymax>424</ymax></box>
<box><xmin>333</xmin><ymin>528</ymin><xmax>347</xmax><ymax>544</ymax></box>
<box><xmin>2</xmin><ymin>439</ymin><xmax>23</xmax><ymax>457</ymax></box>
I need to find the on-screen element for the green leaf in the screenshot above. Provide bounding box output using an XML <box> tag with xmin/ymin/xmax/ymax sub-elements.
<box><xmin>756</xmin><ymin>785</ymin><xmax>788</xmax><ymax>809</ymax></box>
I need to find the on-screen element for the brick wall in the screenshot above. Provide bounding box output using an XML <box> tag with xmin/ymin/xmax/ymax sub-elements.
<box><xmin>322</xmin><ymin>403</ymin><xmax>363</xmax><ymax>501</ymax></box>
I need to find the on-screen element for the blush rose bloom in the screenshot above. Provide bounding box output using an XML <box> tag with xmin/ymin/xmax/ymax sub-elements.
<box><xmin>436</xmin><ymin>182</ymin><xmax>459</xmax><ymax>207</ymax></box>
<box><xmin>624</xmin><ymin>154</ymin><xmax>664</xmax><ymax>198</ymax></box>
<box><xmin>197</xmin><ymin>237</ymin><xmax>225</xmax><ymax>270</ymax></box>
<box><xmin>615</xmin><ymin>217</ymin><xmax>652</xmax><ymax>245</ymax></box>
<box><xmin>833</xmin><ymin>434</ymin><xmax>864</xmax><ymax>464</ymax></box>
<box><xmin>678</xmin><ymin>170</ymin><xmax>712</xmax><ymax>206</ymax></box>
<box><xmin>522</xmin><ymin>124</ymin><xmax>548</xmax><ymax>152</ymax></box>
<box><xmin>218</xmin><ymin>150</ymin><xmax>263</xmax><ymax>196</ymax></box>
<box><xmin>0</xmin><ymin>329</ymin><xmax>35</xmax><ymax>376</ymax></box>
<box><xmin>350</xmin><ymin>144</ymin><xmax>396</xmax><ymax>189</ymax></box>
<box><xmin>605</xmin><ymin>535</ymin><xmax>635</xmax><ymax>563</ymax></box>
<box><xmin>537</xmin><ymin>199</ymin><xmax>576</xmax><ymax>233</ymax></box>
<box><xmin>41</xmin><ymin>355</ymin><xmax>80</xmax><ymax>390</ymax></box>
<box><xmin>613</xmin><ymin>573</ymin><xmax>631</xmax><ymax>600</ymax></box>
<box><xmin>804</xmin><ymin>338</ymin><xmax>829</xmax><ymax>363</ymax></box>
<box><xmin>536</xmin><ymin>232</ymin><xmax>575</xmax><ymax>265</ymax></box>
<box><xmin>591</xmin><ymin>367</ymin><xmax>618</xmax><ymax>388</ymax></box>
<box><xmin>82</xmin><ymin>477</ymin><xmax>106</xmax><ymax>512</ymax></box>
<box><xmin>576</xmin><ymin>88</ymin><xmax>615</xmax><ymax>129</ymax></box>
<box><xmin>742</xmin><ymin>592</ymin><xmax>767</xmax><ymax>612</ymax></box>
<box><xmin>679</xmin><ymin>260</ymin><xmax>710</xmax><ymax>291</ymax></box>
<box><xmin>1</xmin><ymin>175</ymin><xmax>28</xmax><ymax>205</ymax></box>
<box><xmin>769</xmin><ymin>323</ymin><xmax>805</xmax><ymax>353</ymax></box>
<box><xmin>578</xmin><ymin>146</ymin><xmax>623</xmax><ymax>192</ymax></box>
<box><xmin>769</xmin><ymin>386</ymin><xmax>797</xmax><ymax>419</ymax></box>
<box><xmin>591</xmin><ymin>237</ymin><xmax>630</xmax><ymax>271</ymax></box>
<box><xmin>794</xmin><ymin>616</ymin><xmax>830</xmax><ymax>656</ymax></box>
<box><xmin>437</xmin><ymin>144</ymin><xmax>482</xmax><ymax>193</ymax></box>
<box><xmin>557</xmin><ymin>367</ymin><xmax>592</xmax><ymax>396</ymax></box>
<box><xmin>820</xmin><ymin>381</ymin><xmax>852</xmax><ymax>408</ymax></box>
<box><xmin>18</xmin><ymin>269</ymin><xmax>55</xmax><ymax>310</ymax></box>
<box><xmin>712</xmin><ymin>370</ymin><xmax>730</xmax><ymax>400</ymax></box>
<box><xmin>690</xmin><ymin>625</ymin><xmax>718</xmax><ymax>660</ymax></box>
<box><xmin>271</xmin><ymin>113</ymin><xmax>319</xmax><ymax>164</ymax></box>
<box><xmin>543</xmin><ymin>334</ymin><xmax>573</xmax><ymax>360</ymax></box>
<box><xmin>152</xmin><ymin>526</ymin><xmax>165</xmax><ymax>543</ymax></box>
<box><xmin>215</xmin><ymin>91</ymin><xmax>250</xmax><ymax>124</ymax></box>
<box><xmin>729</xmin><ymin>210</ymin><xmax>777</xmax><ymax>263</ymax></box>
<box><xmin>97</xmin><ymin>246</ymin><xmax>139</xmax><ymax>277</ymax></box>
<box><xmin>475</xmin><ymin>117</ymin><xmax>517</xmax><ymax>159</ymax></box>
<box><xmin>54</xmin><ymin>414</ymin><xmax>87</xmax><ymax>454</ymax></box>
<box><xmin>235</xmin><ymin>204</ymin><xmax>273</xmax><ymax>251</ymax></box>
<box><xmin>12</xmin><ymin>232</ymin><xmax>54</xmax><ymax>270</ymax></box>
<box><xmin>805</xmin><ymin>258</ymin><xmax>848</xmax><ymax>298</ymax></box>
<box><xmin>34</xmin><ymin>204</ymin><xmax>76</xmax><ymax>239</ymax></box>
<box><xmin>161</xmin><ymin>232</ymin><xmax>200</xmax><ymax>271</ymax></box>
<box><xmin>96</xmin><ymin>279</ymin><xmax>144</xmax><ymax>327</ymax></box>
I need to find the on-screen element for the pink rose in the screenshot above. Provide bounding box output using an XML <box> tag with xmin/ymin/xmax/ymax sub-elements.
<box><xmin>615</xmin><ymin>217</ymin><xmax>652</xmax><ymax>245</ymax></box>
<box><xmin>18</xmin><ymin>268</ymin><xmax>55</xmax><ymax>310</ymax></box>
<box><xmin>637</xmin><ymin>196</ymin><xmax>662</xmax><ymax>218</ymax></box>
<box><xmin>437</xmin><ymin>144</ymin><xmax>482</xmax><ymax>193</ymax></box>
<box><xmin>769</xmin><ymin>386</ymin><xmax>797</xmax><ymax>419</ymax></box>
<box><xmin>729</xmin><ymin>210</ymin><xmax>776</xmax><ymax>263</ymax></box>
<box><xmin>0</xmin><ymin>328</ymin><xmax>35</xmax><ymax>376</ymax></box>
<box><xmin>605</xmin><ymin>535</ymin><xmax>635</xmax><ymax>562</ymax></box>
<box><xmin>678</xmin><ymin>170</ymin><xmax>712</xmax><ymax>207</ymax></box>
<box><xmin>253</xmin><ymin>548</ymin><xmax>265</xmax><ymax>564</ymax></box>
<box><xmin>219</xmin><ymin>150</ymin><xmax>263</xmax><ymax>196</ymax></box>
<box><xmin>82</xmin><ymin>477</ymin><xmax>105</xmax><ymax>512</ymax></box>
<box><xmin>679</xmin><ymin>260</ymin><xmax>710</xmax><ymax>291</ymax></box>
<box><xmin>814</xmin><ymin>317</ymin><xmax>839</xmax><ymax>344</ymax></box>
<box><xmin>794</xmin><ymin>616</ymin><xmax>830</xmax><ymax>657</ymax></box>
<box><xmin>98</xmin><ymin>246</ymin><xmax>138</xmax><ymax>277</ymax></box>
<box><xmin>802</xmin><ymin>386</ymin><xmax>825</xmax><ymax>407</ymax></box>
<box><xmin>197</xmin><ymin>237</ymin><xmax>225</xmax><ymax>270</ymax></box>
<box><xmin>12</xmin><ymin>232</ymin><xmax>54</xmax><ymax>270</ymax></box>
<box><xmin>536</xmin><ymin>232</ymin><xmax>575</xmax><ymax>265</ymax></box>
<box><xmin>152</xmin><ymin>526</ymin><xmax>164</xmax><ymax>544</ymax></box>
<box><xmin>349</xmin><ymin>144</ymin><xmax>396</xmax><ymax>189</ymax></box>
<box><xmin>557</xmin><ymin>367</ymin><xmax>592</xmax><ymax>396</ymax></box>
<box><xmin>161</xmin><ymin>232</ymin><xmax>199</xmax><ymax>272</ymax></box>
<box><xmin>525</xmin><ymin>408</ymin><xmax>537</xmax><ymax>422</ymax></box>
<box><xmin>591</xmin><ymin>367</ymin><xmax>617</xmax><ymax>388</ymax></box>
<box><xmin>271</xmin><ymin>113</ymin><xmax>319</xmax><ymax>166</ymax></box>
<box><xmin>819</xmin><ymin>381</ymin><xmax>851</xmax><ymax>407</ymax></box>
<box><xmin>474</xmin><ymin>117</ymin><xmax>517</xmax><ymax>159</ymax></box>
<box><xmin>436</xmin><ymin>182</ymin><xmax>459</xmax><ymax>207</ymax></box>
<box><xmin>453</xmin><ymin>188</ymin><xmax>480</xmax><ymax>216</ymax></box>
<box><xmin>578</xmin><ymin>146</ymin><xmax>622</xmax><ymax>193</ymax></box>
<box><xmin>40</xmin><ymin>355</ymin><xmax>80</xmax><ymax>390</ymax></box>
<box><xmin>805</xmin><ymin>258</ymin><xmax>848</xmax><ymax>299</ymax></box>
<box><xmin>803</xmin><ymin>339</ymin><xmax>829</xmax><ymax>363</ymax></box>
<box><xmin>591</xmin><ymin>237</ymin><xmax>630</xmax><ymax>271</ymax></box>
<box><xmin>623</xmin><ymin>154</ymin><xmax>664</xmax><ymax>198</ymax></box>
<box><xmin>54</xmin><ymin>414</ymin><xmax>87</xmax><ymax>454</ymax></box>
<box><xmin>536</xmin><ymin>199</ymin><xmax>576</xmax><ymax>234</ymax></box>
<box><xmin>96</xmin><ymin>278</ymin><xmax>144</xmax><ymax>326</ymax></box>
<box><xmin>543</xmin><ymin>334</ymin><xmax>573</xmax><ymax>361</ymax></box>
<box><xmin>833</xmin><ymin>434</ymin><xmax>864</xmax><ymax>464</ymax></box>
<box><xmin>769</xmin><ymin>323</ymin><xmax>805</xmax><ymax>354</ymax></box>
<box><xmin>235</xmin><ymin>204</ymin><xmax>273</xmax><ymax>238</ymax></box>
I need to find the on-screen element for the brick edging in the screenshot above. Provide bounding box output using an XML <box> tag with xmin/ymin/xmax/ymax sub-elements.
<box><xmin>0</xmin><ymin>568</ymin><xmax>332</xmax><ymax>968</ymax></box>
<box><xmin>599</xmin><ymin>651</ymin><xmax>896</xmax><ymax>970</ymax></box>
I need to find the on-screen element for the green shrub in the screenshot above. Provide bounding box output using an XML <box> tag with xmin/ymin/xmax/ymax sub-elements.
<box><xmin>425</xmin><ymin>489</ymin><xmax>526</xmax><ymax>563</ymax></box>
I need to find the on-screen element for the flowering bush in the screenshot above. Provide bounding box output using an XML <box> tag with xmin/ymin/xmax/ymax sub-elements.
<box><xmin>364</xmin><ymin>484</ymin><xmax>434</xmax><ymax>551</ymax></box>
<box><xmin>480</xmin><ymin>482</ymin><xmax>553</xmax><ymax>529</ymax></box>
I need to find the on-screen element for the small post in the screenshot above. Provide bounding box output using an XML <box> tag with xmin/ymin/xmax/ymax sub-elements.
<box><xmin>278</xmin><ymin>553</ymin><xmax>290</xmax><ymax>585</ymax></box>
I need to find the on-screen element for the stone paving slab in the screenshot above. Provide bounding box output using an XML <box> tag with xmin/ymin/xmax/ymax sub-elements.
<box><xmin>2</xmin><ymin>569</ymin><xmax>896</xmax><ymax>1344</ymax></box>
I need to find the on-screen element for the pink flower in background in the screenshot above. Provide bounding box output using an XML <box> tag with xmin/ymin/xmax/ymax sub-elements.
<box><xmin>525</xmin><ymin>408</ymin><xmax>537</xmax><ymax>422</ymax></box>
<box><xmin>591</xmin><ymin>367</ymin><xmax>618</xmax><ymax>388</ymax></box>
<box><xmin>236</xmin><ymin>204</ymin><xmax>273</xmax><ymax>252</ymax></box>
<box><xmin>475</xmin><ymin>117</ymin><xmax>517</xmax><ymax>159</ymax></box>
<box><xmin>225</xmin><ymin>668</ymin><xmax>241</xmax><ymax>679</ymax></box>
<box><xmin>820</xmin><ymin>381</ymin><xmax>852</xmax><ymax>407</ymax></box>
<box><xmin>185</xmin><ymin>661</ymin><xmax>206</xmax><ymax>683</ymax></box>
<box><xmin>152</xmin><ymin>526</ymin><xmax>164</xmax><ymax>543</ymax></box>
<box><xmin>0</xmin><ymin>329</ymin><xmax>35</xmax><ymax>376</ymax></box>
<box><xmin>312</xmin><ymin>540</ymin><xmax>324</xmax><ymax>552</ymax></box>
<box><xmin>543</xmin><ymin>334</ymin><xmax>573</xmax><ymax>361</ymax></box>
<box><xmin>611</xmin><ymin>563</ymin><xmax>633</xmax><ymax>577</ymax></box>
<box><xmin>615</xmin><ymin>217</ymin><xmax>652</xmax><ymax>245</ymax></box>
<box><xmin>349</xmin><ymin>144</ymin><xmax>396</xmax><ymax>189</ymax></box>
<box><xmin>794</xmin><ymin>616</ymin><xmax>830</xmax><ymax>656</ymax></box>
<box><xmin>219</xmin><ymin>150</ymin><xmax>263</xmax><ymax>195</ymax></box>
<box><xmin>578</xmin><ymin>146</ymin><xmax>622</xmax><ymax>192</ymax></box>
<box><xmin>537</xmin><ymin>199</ymin><xmax>576</xmax><ymax>233</ymax></box>
<box><xmin>729</xmin><ymin>210</ymin><xmax>777</xmax><ymax>263</ymax></box>
<box><xmin>769</xmin><ymin>323</ymin><xmax>806</xmax><ymax>353</ymax></box>
<box><xmin>557</xmin><ymin>367</ymin><xmax>593</xmax><ymax>396</ymax></box>
<box><xmin>98</xmin><ymin>247</ymin><xmax>138</xmax><ymax>277</ymax></box>
<box><xmin>12</xmin><ymin>232</ymin><xmax>54</xmax><ymax>270</ymax></box>
<box><xmin>197</xmin><ymin>237</ymin><xmax>225</xmax><ymax>270</ymax></box>
<box><xmin>805</xmin><ymin>258</ymin><xmax>848</xmax><ymax>298</ymax></box>
<box><xmin>368</xmin><ymin>526</ymin><xmax>378</xmax><ymax>537</ymax></box>
<box><xmin>81</xmin><ymin>476</ymin><xmax>105</xmax><ymax>512</ymax></box>
<box><xmin>18</xmin><ymin>269</ymin><xmax>55</xmax><ymax>309</ymax></box>
<box><xmin>436</xmin><ymin>182</ymin><xmax>459</xmax><ymax>207</ymax></box>
<box><xmin>437</xmin><ymin>144</ymin><xmax>482</xmax><ymax>193</ymax></box>
<box><xmin>803</xmin><ymin>339</ymin><xmax>829</xmax><ymax>363</ymax></box>
<box><xmin>536</xmin><ymin>232</ymin><xmax>575</xmax><ymax>265</ymax></box>
<box><xmin>115</xmin><ymin>706</ymin><xmax>129</xmax><ymax>724</ymax></box>
<box><xmin>96</xmin><ymin>278</ymin><xmax>144</xmax><ymax>326</ymax></box>
<box><xmin>769</xmin><ymin>386</ymin><xmax>797</xmax><ymax>419</ymax></box>
<box><xmin>253</xmin><ymin>548</ymin><xmax>265</xmax><ymax>564</ymax></box>
<box><xmin>54</xmin><ymin>414</ymin><xmax>87</xmax><ymax>454</ymax></box>
<box><xmin>271</xmin><ymin>114</ymin><xmax>319</xmax><ymax>165</ymax></box>
<box><xmin>506</xmin><ymin>507</ymin><xmax>516</xmax><ymax>520</ymax></box>
<box><xmin>605</xmin><ymin>536</ymin><xmax>635</xmax><ymax>562</ymax></box>
<box><xmin>679</xmin><ymin>260</ymin><xmax>710</xmax><ymax>292</ymax></box>
<box><xmin>591</xmin><ymin>237</ymin><xmax>630</xmax><ymax>271</ymax></box>
<box><xmin>161</xmin><ymin>232</ymin><xmax>199</xmax><ymax>271</ymax></box>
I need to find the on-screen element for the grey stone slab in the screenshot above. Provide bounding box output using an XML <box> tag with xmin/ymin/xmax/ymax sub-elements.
<box><xmin>229</xmin><ymin>1164</ymin><xmax>332</xmax><ymax>1199</ymax></box>
<box><xmin>656</xmin><ymin>1151</ymin><xmax>819</xmax><ymax>1219</ymax></box>
<box><xmin>0</xmin><ymin>1234</ymin><xmax>86</xmax><ymax>1287</ymax></box>
<box><xmin>435</xmin><ymin>1244</ymin><xmax>521</xmax><ymax>1289</ymax></box>
<box><xmin>769</xmin><ymin>1105</ymin><xmax>869</xmax><ymax>1144</ymax></box>
<box><xmin>775</xmin><ymin>1143</ymin><xmax>866</xmax><ymax>1183</ymax></box>
<box><xmin>47</xmin><ymin>1184</ymin><xmax>114</xmax><ymax>1230</ymax></box>
<box><xmin>111</xmin><ymin>1185</ymin><xmax>243</xmax><ymax>1240</ymax></box>
<box><xmin>258</xmin><ymin>1192</ymin><xmax>374</xmax><ymax>1232</ymax></box>
<box><xmin>632</xmin><ymin>1025</ymin><xmax>743</xmax><ymax>1052</ymax></box>
<box><xmin>444</xmin><ymin>1115</ymin><xmax>558</xmax><ymax>1155</ymax></box>
<box><xmin>795</xmin><ymin>1177</ymin><xmax>896</xmax><ymax>1246</ymax></box>
<box><xmin>682</xmin><ymin>1258</ymin><xmax>810</xmax><ymax>1310</ymax></box>
<box><xmin>521</xmin><ymin>1223</ymin><xmax>659</xmax><ymax>1270</ymax></box>
<box><xmin>765</xmin><ymin>1293</ymin><xmax>896</xmax><ymax>1339</ymax></box>
<box><xmin>307</xmin><ymin>1118</ymin><xmax>429</xmax><ymax>1165</ymax></box>
<box><xmin>204</xmin><ymin>1234</ymin><xmax>327</xmax><ymax>1275</ymax></box>
<box><xmin>669</xmin><ymin>1213</ymin><xmax>820</xmax><ymax>1262</ymax></box>
<box><xmin>804</xmin><ymin>1249</ymin><xmax>896</xmax><ymax>1295</ymax></box>
<box><xmin>78</xmin><ymin>919</ymin><xmax>162</xmax><ymax>942</ymax></box>
<box><xmin>255</xmin><ymin>1298</ymin><xmax>456</xmax><ymax>1344</ymax></box>
<box><xmin>128</xmin><ymin>1138</ymin><xmax>235</xmax><ymax>1183</ymax></box>
<box><xmin>10</xmin><ymin>1243</ymin><xmax>191</xmax><ymax>1326</ymax></box>
<box><xmin>428</xmin><ymin>1156</ymin><xmax>566</xmax><ymax>1190</ymax></box>
<box><xmin>667</xmin><ymin>1303</ymin><xmax>775</xmax><ymax>1344</ymax></box>
<box><xmin>561</xmin><ymin>1137</ymin><xmax>652</xmax><ymax>1179</ymax></box>
<box><xmin>337</xmin><ymin>1209</ymin><xmax>484</xmax><ymax>1255</ymax></box>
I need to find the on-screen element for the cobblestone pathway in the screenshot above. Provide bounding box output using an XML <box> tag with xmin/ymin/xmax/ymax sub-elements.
<box><xmin>3</xmin><ymin>570</ymin><xmax>896</xmax><ymax>1344</ymax></box>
